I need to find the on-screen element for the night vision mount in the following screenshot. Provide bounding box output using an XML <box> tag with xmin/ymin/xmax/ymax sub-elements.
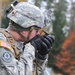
<box><xmin>6</xmin><ymin>1</ymin><xmax>18</xmax><ymax>14</ymax></box>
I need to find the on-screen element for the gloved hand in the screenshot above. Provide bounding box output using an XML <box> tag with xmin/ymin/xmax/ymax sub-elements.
<box><xmin>30</xmin><ymin>34</ymin><xmax>55</xmax><ymax>59</ymax></box>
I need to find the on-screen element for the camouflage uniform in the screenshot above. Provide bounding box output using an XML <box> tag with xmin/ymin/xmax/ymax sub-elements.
<box><xmin>0</xmin><ymin>32</ymin><xmax>50</xmax><ymax>75</ymax></box>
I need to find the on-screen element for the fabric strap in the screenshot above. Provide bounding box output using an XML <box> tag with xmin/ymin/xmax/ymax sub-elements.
<box><xmin>0</xmin><ymin>29</ymin><xmax>20</xmax><ymax>60</ymax></box>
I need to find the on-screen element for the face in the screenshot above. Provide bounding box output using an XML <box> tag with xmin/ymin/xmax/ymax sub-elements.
<box><xmin>28</xmin><ymin>29</ymin><xmax>40</xmax><ymax>40</ymax></box>
<box><xmin>20</xmin><ymin>28</ymin><xmax>41</xmax><ymax>42</ymax></box>
<box><xmin>9</xmin><ymin>26</ymin><xmax>43</xmax><ymax>43</ymax></box>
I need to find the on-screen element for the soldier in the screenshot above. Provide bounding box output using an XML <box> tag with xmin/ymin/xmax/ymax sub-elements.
<box><xmin>0</xmin><ymin>1</ymin><xmax>55</xmax><ymax>75</ymax></box>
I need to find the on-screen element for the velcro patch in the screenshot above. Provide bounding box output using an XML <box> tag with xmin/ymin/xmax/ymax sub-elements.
<box><xmin>2</xmin><ymin>52</ymin><xmax>12</xmax><ymax>63</ymax></box>
<box><xmin>0</xmin><ymin>40</ymin><xmax>12</xmax><ymax>50</ymax></box>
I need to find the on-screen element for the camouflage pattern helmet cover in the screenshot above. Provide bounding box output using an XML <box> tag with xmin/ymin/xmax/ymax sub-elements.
<box><xmin>7</xmin><ymin>2</ymin><xmax>45</xmax><ymax>28</ymax></box>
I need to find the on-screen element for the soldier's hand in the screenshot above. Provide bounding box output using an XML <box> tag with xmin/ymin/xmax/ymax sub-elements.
<box><xmin>30</xmin><ymin>34</ymin><xmax>55</xmax><ymax>59</ymax></box>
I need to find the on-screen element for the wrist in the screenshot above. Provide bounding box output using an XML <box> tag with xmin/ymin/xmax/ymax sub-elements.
<box><xmin>37</xmin><ymin>53</ymin><xmax>47</xmax><ymax>60</ymax></box>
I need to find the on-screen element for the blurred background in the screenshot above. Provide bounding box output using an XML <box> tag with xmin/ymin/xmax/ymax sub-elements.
<box><xmin>0</xmin><ymin>0</ymin><xmax>75</xmax><ymax>75</ymax></box>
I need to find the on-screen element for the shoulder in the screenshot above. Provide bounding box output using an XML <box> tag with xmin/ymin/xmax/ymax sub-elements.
<box><xmin>0</xmin><ymin>32</ymin><xmax>7</xmax><ymax>41</ymax></box>
<box><xmin>0</xmin><ymin>32</ymin><xmax>12</xmax><ymax>51</ymax></box>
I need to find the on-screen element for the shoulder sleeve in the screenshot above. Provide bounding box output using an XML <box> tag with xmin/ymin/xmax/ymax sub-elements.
<box><xmin>0</xmin><ymin>33</ymin><xmax>12</xmax><ymax>50</ymax></box>
<box><xmin>0</xmin><ymin>40</ymin><xmax>12</xmax><ymax>50</ymax></box>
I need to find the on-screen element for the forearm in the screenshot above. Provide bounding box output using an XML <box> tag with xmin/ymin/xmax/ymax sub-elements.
<box><xmin>36</xmin><ymin>55</ymin><xmax>50</xmax><ymax>75</ymax></box>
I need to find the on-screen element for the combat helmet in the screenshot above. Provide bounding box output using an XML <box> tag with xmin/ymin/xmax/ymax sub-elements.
<box><xmin>6</xmin><ymin>1</ymin><xmax>45</xmax><ymax>31</ymax></box>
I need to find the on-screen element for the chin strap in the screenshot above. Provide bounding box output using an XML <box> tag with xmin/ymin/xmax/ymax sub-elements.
<box><xmin>26</xmin><ymin>27</ymin><xmax>35</xmax><ymax>39</ymax></box>
<box><xmin>11</xmin><ymin>25</ymin><xmax>29</xmax><ymax>40</ymax></box>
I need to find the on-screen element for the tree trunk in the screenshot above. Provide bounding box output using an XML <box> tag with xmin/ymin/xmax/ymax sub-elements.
<box><xmin>69</xmin><ymin>0</ymin><xmax>74</xmax><ymax>34</ymax></box>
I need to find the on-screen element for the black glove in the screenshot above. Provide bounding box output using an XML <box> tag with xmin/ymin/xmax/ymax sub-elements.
<box><xmin>30</xmin><ymin>34</ymin><xmax>55</xmax><ymax>59</ymax></box>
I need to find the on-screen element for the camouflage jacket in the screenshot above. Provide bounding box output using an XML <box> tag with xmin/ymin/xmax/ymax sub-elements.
<box><xmin>0</xmin><ymin>31</ymin><xmax>50</xmax><ymax>75</ymax></box>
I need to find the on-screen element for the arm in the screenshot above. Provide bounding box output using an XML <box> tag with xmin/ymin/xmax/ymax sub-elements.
<box><xmin>36</xmin><ymin>55</ymin><xmax>50</xmax><ymax>75</ymax></box>
<box><xmin>0</xmin><ymin>33</ymin><xmax>35</xmax><ymax>75</ymax></box>
<box><xmin>0</xmin><ymin>43</ymin><xmax>35</xmax><ymax>75</ymax></box>
<box><xmin>30</xmin><ymin>34</ymin><xmax>55</xmax><ymax>75</ymax></box>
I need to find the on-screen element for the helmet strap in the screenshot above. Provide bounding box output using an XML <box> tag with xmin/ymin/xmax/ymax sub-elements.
<box><xmin>26</xmin><ymin>27</ymin><xmax>34</xmax><ymax>40</ymax></box>
<box><xmin>11</xmin><ymin>25</ymin><xmax>28</xmax><ymax>40</ymax></box>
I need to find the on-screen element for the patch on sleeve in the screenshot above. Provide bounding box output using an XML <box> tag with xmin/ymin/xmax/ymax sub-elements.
<box><xmin>2</xmin><ymin>52</ymin><xmax>12</xmax><ymax>63</ymax></box>
<box><xmin>0</xmin><ymin>40</ymin><xmax>12</xmax><ymax>50</ymax></box>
